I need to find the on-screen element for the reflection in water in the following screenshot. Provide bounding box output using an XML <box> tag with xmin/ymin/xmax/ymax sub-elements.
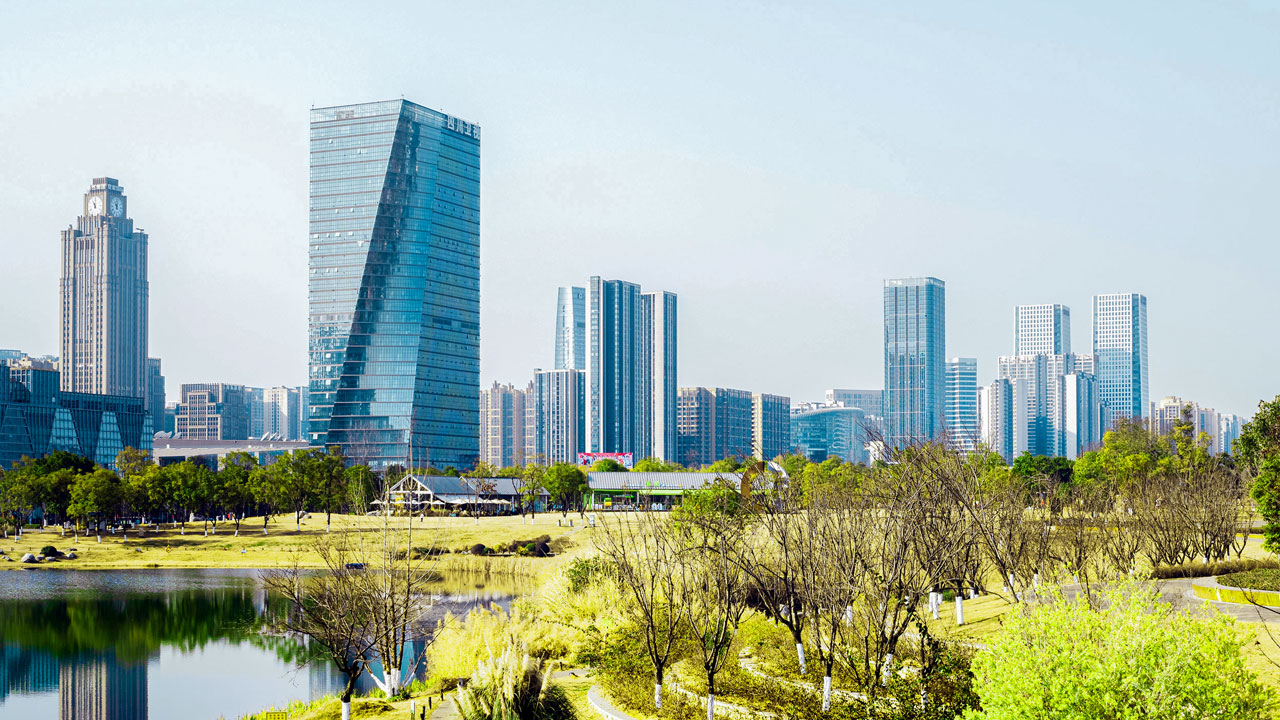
<box><xmin>0</xmin><ymin>569</ymin><xmax>521</xmax><ymax>720</ymax></box>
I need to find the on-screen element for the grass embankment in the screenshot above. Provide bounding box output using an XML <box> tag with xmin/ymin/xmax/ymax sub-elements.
<box><xmin>0</xmin><ymin>512</ymin><xmax>604</xmax><ymax>572</ymax></box>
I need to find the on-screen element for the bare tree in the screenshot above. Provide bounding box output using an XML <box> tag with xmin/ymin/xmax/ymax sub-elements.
<box><xmin>263</xmin><ymin>536</ymin><xmax>376</xmax><ymax>720</ymax></box>
<box><xmin>596</xmin><ymin>510</ymin><xmax>683</xmax><ymax>709</ymax></box>
<box><xmin>674</xmin><ymin>500</ymin><xmax>750</xmax><ymax>720</ymax></box>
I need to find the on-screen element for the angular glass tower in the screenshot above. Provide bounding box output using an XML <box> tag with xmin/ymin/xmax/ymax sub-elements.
<box><xmin>308</xmin><ymin>100</ymin><xmax>480</xmax><ymax>469</ymax></box>
<box><xmin>883</xmin><ymin>277</ymin><xmax>945</xmax><ymax>449</ymax></box>
<box><xmin>554</xmin><ymin>286</ymin><xmax>586</xmax><ymax>370</ymax></box>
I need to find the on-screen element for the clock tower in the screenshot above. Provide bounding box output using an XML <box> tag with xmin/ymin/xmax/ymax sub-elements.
<box><xmin>60</xmin><ymin>178</ymin><xmax>149</xmax><ymax>398</ymax></box>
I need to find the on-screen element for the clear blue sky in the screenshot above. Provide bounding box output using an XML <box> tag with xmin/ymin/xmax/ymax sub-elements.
<box><xmin>1</xmin><ymin>1</ymin><xmax>1276</xmax><ymax>418</ymax></box>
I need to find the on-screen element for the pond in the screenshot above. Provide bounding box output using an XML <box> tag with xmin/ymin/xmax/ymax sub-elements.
<box><xmin>0</xmin><ymin>568</ymin><xmax>528</xmax><ymax>719</ymax></box>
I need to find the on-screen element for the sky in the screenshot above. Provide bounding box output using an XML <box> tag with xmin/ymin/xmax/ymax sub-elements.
<box><xmin>1</xmin><ymin>1</ymin><xmax>1277</xmax><ymax>419</ymax></box>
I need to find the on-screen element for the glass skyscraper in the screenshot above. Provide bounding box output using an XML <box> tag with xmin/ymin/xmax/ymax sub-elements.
<box><xmin>554</xmin><ymin>286</ymin><xmax>586</xmax><ymax>370</ymax></box>
<box><xmin>1015</xmin><ymin>303</ymin><xmax>1070</xmax><ymax>356</ymax></box>
<box><xmin>883</xmin><ymin>277</ymin><xmax>945</xmax><ymax>449</ymax></box>
<box><xmin>945</xmin><ymin>357</ymin><xmax>978</xmax><ymax>453</ymax></box>
<box><xmin>1092</xmin><ymin>292</ymin><xmax>1148</xmax><ymax>423</ymax></box>
<box><xmin>308</xmin><ymin>99</ymin><xmax>480</xmax><ymax>469</ymax></box>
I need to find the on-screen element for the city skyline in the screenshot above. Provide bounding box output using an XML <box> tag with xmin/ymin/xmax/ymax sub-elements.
<box><xmin>3</xmin><ymin>3</ymin><xmax>1279</xmax><ymax>421</ymax></box>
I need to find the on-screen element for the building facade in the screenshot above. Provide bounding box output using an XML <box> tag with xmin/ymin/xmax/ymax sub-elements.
<box><xmin>263</xmin><ymin>385</ymin><xmax>303</xmax><ymax>440</ymax></box>
<box><xmin>993</xmin><ymin>353</ymin><xmax>1102</xmax><ymax>460</ymax></box>
<box><xmin>146</xmin><ymin>358</ymin><xmax>165</xmax><ymax>435</ymax></box>
<box><xmin>479</xmin><ymin>382</ymin><xmax>527</xmax><ymax>468</ymax></box>
<box><xmin>527</xmin><ymin>368</ymin><xmax>584</xmax><ymax>464</ymax></box>
<box><xmin>1015</xmin><ymin>304</ymin><xmax>1071</xmax><ymax>356</ymax></box>
<box><xmin>1093</xmin><ymin>293</ymin><xmax>1149</xmax><ymax>423</ymax></box>
<box><xmin>174</xmin><ymin>383</ymin><xmax>251</xmax><ymax>441</ymax></box>
<box><xmin>791</xmin><ymin>402</ymin><xmax>867</xmax><ymax>464</ymax></box>
<box><xmin>825</xmin><ymin>388</ymin><xmax>883</xmax><ymax>418</ymax></box>
<box><xmin>0</xmin><ymin>365</ymin><xmax>152</xmax><ymax>471</ymax></box>
<box><xmin>60</xmin><ymin>178</ymin><xmax>149</xmax><ymax>399</ymax></box>
<box><xmin>945</xmin><ymin>358</ymin><xmax>979</xmax><ymax>453</ymax></box>
<box><xmin>644</xmin><ymin>291</ymin><xmax>678</xmax><ymax>462</ymax></box>
<box><xmin>752</xmin><ymin>392</ymin><xmax>791</xmax><ymax>461</ymax></box>
<box><xmin>883</xmin><ymin>277</ymin><xmax>946</xmax><ymax>449</ymax></box>
<box><xmin>978</xmin><ymin>379</ymin><xmax>1014</xmax><ymax>462</ymax></box>
<box><xmin>307</xmin><ymin>99</ymin><xmax>481</xmax><ymax>470</ymax></box>
<box><xmin>554</xmin><ymin>286</ymin><xmax>586</xmax><ymax>370</ymax></box>
<box><xmin>584</xmin><ymin>277</ymin><xmax>677</xmax><ymax>461</ymax></box>
<box><xmin>676</xmin><ymin>387</ymin><xmax>753</xmax><ymax>467</ymax></box>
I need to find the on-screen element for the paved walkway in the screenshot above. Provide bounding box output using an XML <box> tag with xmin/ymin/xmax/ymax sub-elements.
<box><xmin>1156</xmin><ymin>577</ymin><xmax>1280</xmax><ymax>624</ymax></box>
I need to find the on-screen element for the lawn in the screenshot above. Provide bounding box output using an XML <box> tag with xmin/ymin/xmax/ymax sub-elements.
<box><xmin>0</xmin><ymin>511</ymin><xmax>611</xmax><ymax>572</ymax></box>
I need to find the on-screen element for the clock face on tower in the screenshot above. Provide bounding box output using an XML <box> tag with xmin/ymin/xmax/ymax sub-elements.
<box><xmin>87</xmin><ymin>197</ymin><xmax>102</xmax><ymax>216</ymax></box>
<box><xmin>109</xmin><ymin>197</ymin><xmax>123</xmax><ymax>217</ymax></box>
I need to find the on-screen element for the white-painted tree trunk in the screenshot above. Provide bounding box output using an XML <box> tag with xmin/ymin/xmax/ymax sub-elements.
<box><xmin>706</xmin><ymin>693</ymin><xmax>715</xmax><ymax>720</ymax></box>
<box><xmin>882</xmin><ymin>653</ymin><xmax>894</xmax><ymax>684</ymax></box>
<box><xmin>955</xmin><ymin>596</ymin><xmax>965</xmax><ymax>626</ymax></box>
<box><xmin>341</xmin><ymin>700</ymin><xmax>351</xmax><ymax>720</ymax></box>
<box><xmin>822</xmin><ymin>675</ymin><xmax>832</xmax><ymax>711</ymax></box>
<box><xmin>654</xmin><ymin>683</ymin><xmax>663</xmax><ymax>709</ymax></box>
<box><xmin>796</xmin><ymin>642</ymin><xmax>806</xmax><ymax>675</ymax></box>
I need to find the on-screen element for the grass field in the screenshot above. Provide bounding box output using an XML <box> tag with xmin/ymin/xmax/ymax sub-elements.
<box><xmin>0</xmin><ymin>511</ymin><xmax>606</xmax><ymax>572</ymax></box>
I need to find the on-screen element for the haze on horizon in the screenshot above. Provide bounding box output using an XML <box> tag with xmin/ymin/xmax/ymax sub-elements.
<box><xmin>1</xmin><ymin>1</ymin><xmax>1277</xmax><ymax>419</ymax></box>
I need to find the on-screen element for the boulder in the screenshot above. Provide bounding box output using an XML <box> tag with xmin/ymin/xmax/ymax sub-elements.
<box><xmin>66</xmin><ymin>552</ymin><xmax>77</xmax><ymax>559</ymax></box>
<box><xmin>20</xmin><ymin>553</ymin><xmax>37</xmax><ymax>563</ymax></box>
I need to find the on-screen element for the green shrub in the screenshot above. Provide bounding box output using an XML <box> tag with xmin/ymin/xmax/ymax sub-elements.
<box><xmin>967</xmin><ymin>580</ymin><xmax>1277</xmax><ymax>719</ymax></box>
<box><xmin>470</xmin><ymin>543</ymin><xmax>488</xmax><ymax>556</ymax></box>
<box><xmin>1219</xmin><ymin>568</ymin><xmax>1280</xmax><ymax>591</ymax></box>
<box><xmin>1150</xmin><ymin>557</ymin><xmax>1279</xmax><ymax>580</ymax></box>
<box><xmin>563</xmin><ymin>557</ymin><xmax>612</xmax><ymax>593</ymax></box>
<box><xmin>40</xmin><ymin>545</ymin><xmax>60</xmax><ymax>557</ymax></box>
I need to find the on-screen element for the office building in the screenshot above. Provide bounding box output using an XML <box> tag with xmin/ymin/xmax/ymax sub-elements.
<box><xmin>584</xmin><ymin>277</ymin><xmax>677</xmax><ymax>461</ymax></box>
<box><xmin>1015</xmin><ymin>304</ymin><xmax>1071</xmax><ymax>356</ymax></box>
<box><xmin>791</xmin><ymin>402</ymin><xmax>867</xmax><ymax>464</ymax></box>
<box><xmin>244</xmin><ymin>386</ymin><xmax>265</xmax><ymax>438</ymax></box>
<box><xmin>479</xmin><ymin>382</ymin><xmax>527</xmax><ymax>468</ymax></box>
<box><xmin>0</xmin><ymin>365</ymin><xmax>151</xmax><ymax>470</ymax></box>
<box><xmin>555</xmin><ymin>286</ymin><xmax>586</xmax><ymax>370</ymax></box>
<box><xmin>174</xmin><ymin>383</ymin><xmax>251</xmax><ymax>441</ymax></box>
<box><xmin>945</xmin><ymin>358</ymin><xmax>979</xmax><ymax>453</ymax></box>
<box><xmin>752</xmin><ymin>392</ymin><xmax>791</xmax><ymax>461</ymax></box>
<box><xmin>527</xmin><ymin>368</ymin><xmax>584</xmax><ymax>464</ymax></box>
<box><xmin>644</xmin><ymin>291</ymin><xmax>678</xmax><ymax>462</ymax></box>
<box><xmin>883</xmin><ymin>277</ymin><xmax>946</xmax><ymax>448</ymax></box>
<box><xmin>676</xmin><ymin>387</ymin><xmax>753</xmax><ymax>467</ymax></box>
<box><xmin>994</xmin><ymin>353</ymin><xmax>1102</xmax><ymax>459</ymax></box>
<box><xmin>146</xmin><ymin>358</ymin><xmax>165</xmax><ymax>435</ymax></box>
<box><xmin>263</xmin><ymin>386</ymin><xmax>303</xmax><ymax>440</ymax></box>
<box><xmin>60</xmin><ymin>178</ymin><xmax>149</xmax><ymax>399</ymax></box>
<box><xmin>1093</xmin><ymin>293</ymin><xmax>1149</xmax><ymax>423</ymax></box>
<box><xmin>307</xmin><ymin>99</ymin><xmax>481</xmax><ymax>469</ymax></box>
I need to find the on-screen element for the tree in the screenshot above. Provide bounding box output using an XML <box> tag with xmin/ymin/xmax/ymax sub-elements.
<box><xmin>633</xmin><ymin>456</ymin><xmax>676</xmax><ymax>473</ymax></box>
<box><xmin>169</xmin><ymin>461</ymin><xmax>209</xmax><ymax>535</ymax></box>
<box><xmin>344</xmin><ymin>464</ymin><xmax>377</xmax><ymax>515</ymax></box>
<box><xmin>114</xmin><ymin>447</ymin><xmax>153</xmax><ymax>484</ymax></box>
<box><xmin>544</xmin><ymin>463</ymin><xmax>588</xmax><ymax>517</ymax></box>
<box><xmin>315</xmin><ymin>445</ymin><xmax>348</xmax><ymax>532</ymax></box>
<box><xmin>968</xmin><ymin>581</ymin><xmax>1276</xmax><ymax>718</ymax></box>
<box><xmin>252</xmin><ymin>461</ymin><xmax>282</xmax><ymax>534</ymax></box>
<box><xmin>219</xmin><ymin>452</ymin><xmax>258</xmax><ymax>536</ymax></box>
<box><xmin>517</xmin><ymin>463</ymin><xmax>546</xmax><ymax>518</ymax></box>
<box><xmin>596</xmin><ymin>510</ymin><xmax>683</xmax><ymax>709</ymax></box>
<box><xmin>272</xmin><ymin>449</ymin><xmax>317</xmax><ymax>532</ymax></box>
<box><xmin>465</xmin><ymin>462</ymin><xmax>499</xmax><ymax>519</ymax></box>
<box><xmin>1234</xmin><ymin>394</ymin><xmax>1280</xmax><ymax>474</ymax></box>
<box><xmin>590</xmin><ymin>458</ymin><xmax>627</xmax><ymax>473</ymax></box>
<box><xmin>263</xmin><ymin>537</ymin><xmax>376</xmax><ymax>720</ymax></box>
<box><xmin>68</xmin><ymin>469</ymin><xmax>122</xmax><ymax>541</ymax></box>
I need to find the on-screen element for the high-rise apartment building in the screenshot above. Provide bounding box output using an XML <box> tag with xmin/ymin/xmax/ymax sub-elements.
<box><xmin>584</xmin><ymin>277</ymin><xmax>677</xmax><ymax>461</ymax></box>
<box><xmin>883</xmin><ymin>277</ymin><xmax>945</xmax><ymax>448</ymax></box>
<box><xmin>752</xmin><ymin>393</ymin><xmax>791</xmax><ymax>461</ymax></box>
<box><xmin>945</xmin><ymin>358</ymin><xmax>979</xmax><ymax>453</ymax></box>
<box><xmin>527</xmin><ymin>368</ymin><xmax>584</xmax><ymax>464</ymax></box>
<box><xmin>994</xmin><ymin>353</ymin><xmax>1101</xmax><ymax>459</ymax></box>
<box><xmin>979</xmin><ymin>379</ymin><xmax>1014</xmax><ymax>462</ymax></box>
<box><xmin>146</xmin><ymin>358</ymin><xmax>165</xmax><ymax>433</ymax></box>
<box><xmin>1093</xmin><ymin>293</ymin><xmax>1149</xmax><ymax>423</ymax></box>
<box><xmin>60</xmin><ymin>178</ymin><xmax>148</xmax><ymax>399</ymax></box>
<box><xmin>1015</xmin><ymin>304</ymin><xmax>1071</xmax><ymax>356</ymax></box>
<box><xmin>479</xmin><ymin>382</ymin><xmax>527</xmax><ymax>468</ymax></box>
<box><xmin>676</xmin><ymin>387</ymin><xmax>753</xmax><ymax>467</ymax></box>
<box><xmin>1219</xmin><ymin>414</ymin><xmax>1243</xmax><ymax>455</ymax></box>
<box><xmin>1149</xmin><ymin>395</ymin><xmax>1224</xmax><ymax>453</ymax></box>
<box><xmin>174</xmin><ymin>383</ymin><xmax>251</xmax><ymax>441</ymax></box>
<box><xmin>307</xmin><ymin>99</ymin><xmax>481</xmax><ymax>469</ymax></box>
<box><xmin>554</xmin><ymin>286</ymin><xmax>586</xmax><ymax>370</ymax></box>
<box><xmin>644</xmin><ymin>291</ymin><xmax>678</xmax><ymax>462</ymax></box>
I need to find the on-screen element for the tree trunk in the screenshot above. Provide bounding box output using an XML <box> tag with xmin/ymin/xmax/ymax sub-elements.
<box><xmin>822</xmin><ymin>675</ymin><xmax>832</xmax><ymax>712</ymax></box>
<box><xmin>795</xmin><ymin>636</ymin><xmax>807</xmax><ymax>675</ymax></box>
<box><xmin>654</xmin><ymin>665</ymin><xmax>664</xmax><ymax>709</ymax></box>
